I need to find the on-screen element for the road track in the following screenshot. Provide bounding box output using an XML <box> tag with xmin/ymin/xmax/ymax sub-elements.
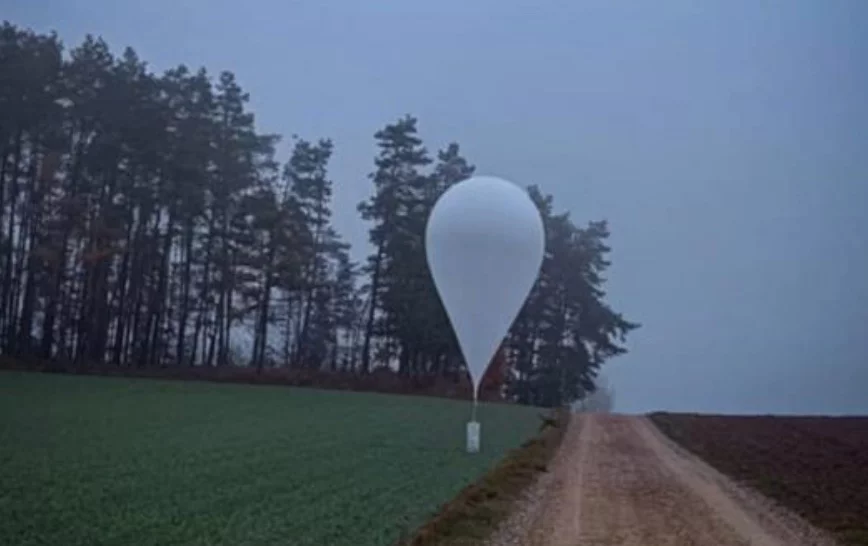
<box><xmin>489</xmin><ymin>414</ymin><xmax>840</xmax><ymax>546</ymax></box>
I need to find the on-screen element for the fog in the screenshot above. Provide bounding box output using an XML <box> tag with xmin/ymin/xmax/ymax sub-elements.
<box><xmin>10</xmin><ymin>0</ymin><xmax>867</xmax><ymax>414</ymax></box>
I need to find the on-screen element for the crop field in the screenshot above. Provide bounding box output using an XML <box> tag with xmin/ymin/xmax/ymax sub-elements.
<box><xmin>650</xmin><ymin>412</ymin><xmax>868</xmax><ymax>546</ymax></box>
<box><xmin>0</xmin><ymin>371</ymin><xmax>541</xmax><ymax>546</ymax></box>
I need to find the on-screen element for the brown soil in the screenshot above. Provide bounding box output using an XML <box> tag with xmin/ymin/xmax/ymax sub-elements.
<box><xmin>651</xmin><ymin>413</ymin><xmax>868</xmax><ymax>545</ymax></box>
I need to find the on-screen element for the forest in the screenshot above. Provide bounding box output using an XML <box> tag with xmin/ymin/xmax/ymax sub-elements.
<box><xmin>0</xmin><ymin>21</ymin><xmax>637</xmax><ymax>407</ymax></box>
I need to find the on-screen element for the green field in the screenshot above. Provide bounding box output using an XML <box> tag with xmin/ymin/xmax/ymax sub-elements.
<box><xmin>0</xmin><ymin>372</ymin><xmax>541</xmax><ymax>546</ymax></box>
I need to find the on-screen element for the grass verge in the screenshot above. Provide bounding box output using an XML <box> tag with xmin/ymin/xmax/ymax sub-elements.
<box><xmin>397</xmin><ymin>409</ymin><xmax>570</xmax><ymax>546</ymax></box>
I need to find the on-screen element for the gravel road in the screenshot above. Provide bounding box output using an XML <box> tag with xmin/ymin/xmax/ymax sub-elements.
<box><xmin>489</xmin><ymin>414</ymin><xmax>840</xmax><ymax>546</ymax></box>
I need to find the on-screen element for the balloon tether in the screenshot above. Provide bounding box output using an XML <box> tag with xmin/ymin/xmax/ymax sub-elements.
<box><xmin>466</xmin><ymin>386</ymin><xmax>481</xmax><ymax>454</ymax></box>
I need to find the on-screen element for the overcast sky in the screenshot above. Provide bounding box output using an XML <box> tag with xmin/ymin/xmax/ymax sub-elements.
<box><xmin>8</xmin><ymin>0</ymin><xmax>867</xmax><ymax>415</ymax></box>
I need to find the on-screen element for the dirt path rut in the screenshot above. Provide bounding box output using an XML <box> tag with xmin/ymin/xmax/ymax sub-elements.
<box><xmin>490</xmin><ymin>414</ymin><xmax>839</xmax><ymax>546</ymax></box>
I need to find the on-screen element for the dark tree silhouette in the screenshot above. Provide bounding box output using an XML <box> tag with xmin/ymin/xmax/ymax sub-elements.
<box><xmin>0</xmin><ymin>21</ymin><xmax>637</xmax><ymax>406</ymax></box>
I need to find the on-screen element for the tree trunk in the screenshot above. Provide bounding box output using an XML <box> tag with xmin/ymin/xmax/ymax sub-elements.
<box><xmin>1</xmin><ymin>130</ymin><xmax>23</xmax><ymax>348</ymax></box>
<box><xmin>175</xmin><ymin>220</ymin><xmax>194</xmax><ymax>366</ymax></box>
<box><xmin>360</xmin><ymin>243</ymin><xmax>384</xmax><ymax>373</ymax></box>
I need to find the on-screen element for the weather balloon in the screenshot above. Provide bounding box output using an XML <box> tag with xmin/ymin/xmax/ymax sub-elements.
<box><xmin>425</xmin><ymin>175</ymin><xmax>545</xmax><ymax>452</ymax></box>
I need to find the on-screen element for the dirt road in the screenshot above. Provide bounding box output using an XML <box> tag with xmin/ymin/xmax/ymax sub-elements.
<box><xmin>490</xmin><ymin>414</ymin><xmax>839</xmax><ymax>546</ymax></box>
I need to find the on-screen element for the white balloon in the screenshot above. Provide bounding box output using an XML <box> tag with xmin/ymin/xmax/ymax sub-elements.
<box><xmin>425</xmin><ymin>176</ymin><xmax>545</xmax><ymax>401</ymax></box>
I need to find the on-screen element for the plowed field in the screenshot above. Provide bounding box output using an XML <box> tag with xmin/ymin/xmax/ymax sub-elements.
<box><xmin>651</xmin><ymin>413</ymin><xmax>868</xmax><ymax>546</ymax></box>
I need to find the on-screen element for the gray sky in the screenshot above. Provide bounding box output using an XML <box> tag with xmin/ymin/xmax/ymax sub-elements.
<box><xmin>8</xmin><ymin>0</ymin><xmax>868</xmax><ymax>415</ymax></box>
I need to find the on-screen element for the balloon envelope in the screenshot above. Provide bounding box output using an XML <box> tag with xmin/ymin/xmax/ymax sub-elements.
<box><xmin>425</xmin><ymin>176</ymin><xmax>545</xmax><ymax>399</ymax></box>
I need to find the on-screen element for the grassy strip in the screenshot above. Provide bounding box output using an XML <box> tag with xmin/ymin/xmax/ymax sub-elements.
<box><xmin>0</xmin><ymin>356</ymin><xmax>508</xmax><ymax>404</ymax></box>
<box><xmin>397</xmin><ymin>409</ymin><xmax>570</xmax><ymax>546</ymax></box>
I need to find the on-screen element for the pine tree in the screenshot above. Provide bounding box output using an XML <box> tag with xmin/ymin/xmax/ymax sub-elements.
<box><xmin>419</xmin><ymin>143</ymin><xmax>475</xmax><ymax>376</ymax></box>
<box><xmin>284</xmin><ymin>137</ymin><xmax>337</xmax><ymax>367</ymax></box>
<box><xmin>506</xmin><ymin>188</ymin><xmax>639</xmax><ymax>406</ymax></box>
<box><xmin>0</xmin><ymin>23</ymin><xmax>64</xmax><ymax>355</ymax></box>
<box><xmin>357</xmin><ymin>115</ymin><xmax>431</xmax><ymax>373</ymax></box>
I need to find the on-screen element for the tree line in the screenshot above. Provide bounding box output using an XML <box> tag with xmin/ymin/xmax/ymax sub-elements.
<box><xmin>0</xmin><ymin>21</ymin><xmax>637</xmax><ymax>406</ymax></box>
